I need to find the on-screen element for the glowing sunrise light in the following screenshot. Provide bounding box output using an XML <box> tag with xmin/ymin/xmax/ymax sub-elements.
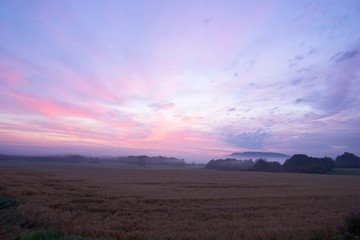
<box><xmin>0</xmin><ymin>0</ymin><xmax>360</xmax><ymax>161</ymax></box>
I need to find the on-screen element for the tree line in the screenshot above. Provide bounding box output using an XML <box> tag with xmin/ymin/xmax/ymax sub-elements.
<box><xmin>0</xmin><ymin>154</ymin><xmax>186</xmax><ymax>167</ymax></box>
<box><xmin>205</xmin><ymin>152</ymin><xmax>360</xmax><ymax>174</ymax></box>
<box><xmin>126</xmin><ymin>155</ymin><xmax>185</xmax><ymax>167</ymax></box>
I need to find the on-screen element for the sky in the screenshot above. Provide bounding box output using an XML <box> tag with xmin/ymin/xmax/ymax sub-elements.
<box><xmin>0</xmin><ymin>0</ymin><xmax>360</xmax><ymax>162</ymax></box>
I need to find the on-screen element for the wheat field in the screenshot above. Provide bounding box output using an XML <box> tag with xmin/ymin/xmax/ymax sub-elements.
<box><xmin>1</xmin><ymin>167</ymin><xmax>359</xmax><ymax>240</ymax></box>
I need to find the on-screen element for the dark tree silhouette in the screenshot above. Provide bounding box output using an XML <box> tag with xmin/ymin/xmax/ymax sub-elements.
<box><xmin>138</xmin><ymin>155</ymin><xmax>148</xmax><ymax>168</ymax></box>
<box><xmin>252</xmin><ymin>159</ymin><xmax>269</xmax><ymax>171</ymax></box>
<box><xmin>335</xmin><ymin>152</ymin><xmax>360</xmax><ymax>168</ymax></box>
<box><xmin>205</xmin><ymin>158</ymin><xmax>254</xmax><ymax>170</ymax></box>
<box><xmin>282</xmin><ymin>154</ymin><xmax>334</xmax><ymax>173</ymax></box>
<box><xmin>252</xmin><ymin>159</ymin><xmax>281</xmax><ymax>172</ymax></box>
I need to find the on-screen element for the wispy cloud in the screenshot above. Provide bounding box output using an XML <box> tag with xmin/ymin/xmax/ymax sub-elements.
<box><xmin>331</xmin><ymin>50</ymin><xmax>358</xmax><ymax>63</ymax></box>
<box><xmin>225</xmin><ymin>129</ymin><xmax>270</xmax><ymax>150</ymax></box>
<box><xmin>150</xmin><ymin>102</ymin><xmax>175</xmax><ymax>111</ymax></box>
<box><xmin>0</xmin><ymin>0</ymin><xmax>359</xmax><ymax>159</ymax></box>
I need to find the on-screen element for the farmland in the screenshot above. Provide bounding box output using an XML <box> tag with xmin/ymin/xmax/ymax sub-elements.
<box><xmin>1</xmin><ymin>167</ymin><xmax>360</xmax><ymax>240</ymax></box>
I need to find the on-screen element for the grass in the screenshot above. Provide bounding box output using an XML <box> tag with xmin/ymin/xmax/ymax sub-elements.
<box><xmin>0</xmin><ymin>167</ymin><xmax>359</xmax><ymax>240</ymax></box>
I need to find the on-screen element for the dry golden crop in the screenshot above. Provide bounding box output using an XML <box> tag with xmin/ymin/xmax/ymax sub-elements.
<box><xmin>1</xmin><ymin>167</ymin><xmax>359</xmax><ymax>240</ymax></box>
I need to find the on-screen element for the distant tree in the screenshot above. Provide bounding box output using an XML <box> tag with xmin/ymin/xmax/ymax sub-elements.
<box><xmin>252</xmin><ymin>159</ymin><xmax>268</xmax><ymax>171</ymax></box>
<box><xmin>282</xmin><ymin>154</ymin><xmax>310</xmax><ymax>172</ymax></box>
<box><xmin>283</xmin><ymin>154</ymin><xmax>335</xmax><ymax>173</ymax></box>
<box><xmin>319</xmin><ymin>157</ymin><xmax>335</xmax><ymax>171</ymax></box>
<box><xmin>298</xmin><ymin>164</ymin><xmax>327</xmax><ymax>174</ymax></box>
<box><xmin>205</xmin><ymin>160</ymin><xmax>217</xmax><ymax>169</ymax></box>
<box><xmin>138</xmin><ymin>155</ymin><xmax>149</xmax><ymax>168</ymax></box>
<box><xmin>205</xmin><ymin>158</ymin><xmax>254</xmax><ymax>171</ymax></box>
<box><xmin>240</xmin><ymin>159</ymin><xmax>255</xmax><ymax>170</ymax></box>
<box><xmin>267</xmin><ymin>161</ymin><xmax>282</xmax><ymax>172</ymax></box>
<box><xmin>335</xmin><ymin>152</ymin><xmax>360</xmax><ymax>168</ymax></box>
<box><xmin>252</xmin><ymin>159</ymin><xmax>281</xmax><ymax>172</ymax></box>
<box><xmin>205</xmin><ymin>158</ymin><xmax>238</xmax><ymax>170</ymax></box>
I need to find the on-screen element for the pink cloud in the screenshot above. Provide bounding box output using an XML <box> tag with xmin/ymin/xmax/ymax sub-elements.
<box><xmin>150</xmin><ymin>102</ymin><xmax>175</xmax><ymax>111</ymax></box>
<box><xmin>180</xmin><ymin>115</ymin><xmax>202</xmax><ymax>122</ymax></box>
<box><xmin>5</xmin><ymin>90</ymin><xmax>94</xmax><ymax>118</ymax></box>
<box><xmin>0</xmin><ymin>63</ymin><xmax>27</xmax><ymax>87</ymax></box>
<box><xmin>117</xmin><ymin>127</ymin><xmax>230</xmax><ymax>157</ymax></box>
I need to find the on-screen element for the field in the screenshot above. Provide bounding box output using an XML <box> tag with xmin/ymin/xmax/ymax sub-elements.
<box><xmin>1</xmin><ymin>167</ymin><xmax>360</xmax><ymax>240</ymax></box>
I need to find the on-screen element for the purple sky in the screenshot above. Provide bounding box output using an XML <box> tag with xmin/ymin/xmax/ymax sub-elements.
<box><xmin>0</xmin><ymin>0</ymin><xmax>359</xmax><ymax>162</ymax></box>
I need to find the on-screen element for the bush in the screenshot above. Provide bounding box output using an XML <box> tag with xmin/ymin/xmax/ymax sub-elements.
<box><xmin>335</xmin><ymin>209</ymin><xmax>360</xmax><ymax>239</ymax></box>
<box><xmin>0</xmin><ymin>195</ymin><xmax>17</xmax><ymax>210</ymax></box>
<box><xmin>17</xmin><ymin>229</ymin><xmax>115</xmax><ymax>240</ymax></box>
<box><xmin>18</xmin><ymin>229</ymin><xmax>63</xmax><ymax>240</ymax></box>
